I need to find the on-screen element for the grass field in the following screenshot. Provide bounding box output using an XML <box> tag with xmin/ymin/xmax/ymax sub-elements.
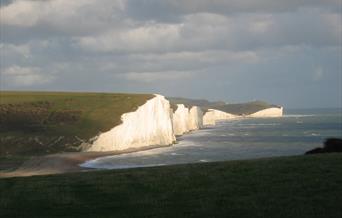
<box><xmin>0</xmin><ymin>91</ymin><xmax>153</xmax><ymax>157</ymax></box>
<box><xmin>1</xmin><ymin>153</ymin><xmax>341</xmax><ymax>218</ymax></box>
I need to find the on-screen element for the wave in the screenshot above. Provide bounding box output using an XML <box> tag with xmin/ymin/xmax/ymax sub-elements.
<box><xmin>283</xmin><ymin>114</ymin><xmax>315</xmax><ymax>118</ymax></box>
<box><xmin>199</xmin><ymin>159</ymin><xmax>209</xmax><ymax>163</ymax></box>
<box><xmin>170</xmin><ymin>152</ymin><xmax>183</xmax><ymax>156</ymax></box>
<box><xmin>238</xmin><ymin>123</ymin><xmax>280</xmax><ymax>126</ymax></box>
<box><xmin>81</xmin><ymin>161</ymin><xmax>166</xmax><ymax>169</ymax></box>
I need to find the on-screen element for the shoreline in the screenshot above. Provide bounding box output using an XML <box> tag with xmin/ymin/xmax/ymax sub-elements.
<box><xmin>0</xmin><ymin>144</ymin><xmax>174</xmax><ymax>178</ymax></box>
<box><xmin>0</xmin><ymin>127</ymin><xmax>208</xmax><ymax>178</ymax></box>
<box><xmin>0</xmin><ymin>126</ymin><xmax>210</xmax><ymax>178</ymax></box>
<box><xmin>0</xmin><ymin>117</ymin><xmax>284</xmax><ymax>178</ymax></box>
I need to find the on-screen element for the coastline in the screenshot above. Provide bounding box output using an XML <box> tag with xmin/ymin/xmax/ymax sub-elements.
<box><xmin>0</xmin><ymin>127</ymin><xmax>214</xmax><ymax>178</ymax></box>
<box><xmin>0</xmin><ymin>117</ymin><xmax>282</xmax><ymax>178</ymax></box>
<box><xmin>0</xmin><ymin>103</ymin><xmax>284</xmax><ymax>178</ymax></box>
<box><xmin>0</xmin><ymin>144</ymin><xmax>173</xmax><ymax>178</ymax></box>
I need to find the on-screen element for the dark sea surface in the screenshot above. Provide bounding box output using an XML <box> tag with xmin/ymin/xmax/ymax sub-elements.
<box><xmin>81</xmin><ymin>108</ymin><xmax>342</xmax><ymax>169</ymax></box>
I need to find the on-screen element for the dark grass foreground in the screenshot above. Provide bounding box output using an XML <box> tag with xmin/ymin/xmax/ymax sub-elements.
<box><xmin>1</xmin><ymin>154</ymin><xmax>342</xmax><ymax>218</ymax></box>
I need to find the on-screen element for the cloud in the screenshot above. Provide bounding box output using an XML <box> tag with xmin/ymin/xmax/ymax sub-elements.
<box><xmin>78</xmin><ymin>23</ymin><xmax>181</xmax><ymax>53</ymax></box>
<box><xmin>76</xmin><ymin>13</ymin><xmax>232</xmax><ymax>53</ymax></box>
<box><xmin>1</xmin><ymin>66</ymin><xmax>54</xmax><ymax>86</ymax></box>
<box><xmin>0</xmin><ymin>0</ymin><xmax>40</xmax><ymax>26</ymax></box>
<box><xmin>2</xmin><ymin>0</ymin><xmax>340</xmax><ymax>49</ymax></box>
<box><xmin>130</xmin><ymin>50</ymin><xmax>260</xmax><ymax>66</ymax></box>
<box><xmin>118</xmin><ymin>71</ymin><xmax>194</xmax><ymax>83</ymax></box>
<box><xmin>76</xmin><ymin>10</ymin><xmax>340</xmax><ymax>54</ymax></box>
<box><xmin>0</xmin><ymin>43</ymin><xmax>31</xmax><ymax>58</ymax></box>
<box><xmin>313</xmin><ymin>66</ymin><xmax>324</xmax><ymax>81</ymax></box>
<box><xmin>125</xmin><ymin>0</ymin><xmax>340</xmax><ymax>21</ymax></box>
<box><xmin>1</xmin><ymin>0</ymin><xmax>126</xmax><ymax>36</ymax></box>
<box><xmin>0</xmin><ymin>0</ymin><xmax>12</xmax><ymax>7</ymax></box>
<box><xmin>0</xmin><ymin>0</ymin><xmax>340</xmax><ymax>107</ymax></box>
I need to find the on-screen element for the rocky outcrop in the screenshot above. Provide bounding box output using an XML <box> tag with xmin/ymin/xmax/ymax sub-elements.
<box><xmin>306</xmin><ymin>138</ymin><xmax>342</xmax><ymax>155</ymax></box>
<box><xmin>203</xmin><ymin>109</ymin><xmax>238</xmax><ymax>126</ymax></box>
<box><xmin>247</xmin><ymin>107</ymin><xmax>283</xmax><ymax>118</ymax></box>
<box><xmin>188</xmin><ymin>106</ymin><xmax>203</xmax><ymax>130</ymax></box>
<box><xmin>87</xmin><ymin>95</ymin><xmax>175</xmax><ymax>151</ymax></box>
<box><xmin>172</xmin><ymin>104</ymin><xmax>190</xmax><ymax>136</ymax></box>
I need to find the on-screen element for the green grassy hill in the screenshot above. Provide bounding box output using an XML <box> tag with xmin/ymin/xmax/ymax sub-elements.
<box><xmin>214</xmin><ymin>101</ymin><xmax>281</xmax><ymax>115</ymax></box>
<box><xmin>0</xmin><ymin>91</ymin><xmax>153</xmax><ymax>156</ymax></box>
<box><xmin>1</xmin><ymin>154</ymin><xmax>341</xmax><ymax>218</ymax></box>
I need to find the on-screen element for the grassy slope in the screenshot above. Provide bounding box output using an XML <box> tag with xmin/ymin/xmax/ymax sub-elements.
<box><xmin>1</xmin><ymin>154</ymin><xmax>341</xmax><ymax>218</ymax></box>
<box><xmin>0</xmin><ymin>91</ymin><xmax>153</xmax><ymax>156</ymax></box>
<box><xmin>214</xmin><ymin>101</ymin><xmax>281</xmax><ymax>115</ymax></box>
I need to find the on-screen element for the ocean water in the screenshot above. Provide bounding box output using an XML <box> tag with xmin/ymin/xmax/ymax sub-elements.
<box><xmin>81</xmin><ymin>108</ymin><xmax>342</xmax><ymax>169</ymax></box>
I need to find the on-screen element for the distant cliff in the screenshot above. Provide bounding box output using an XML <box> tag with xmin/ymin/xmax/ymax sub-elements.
<box><xmin>168</xmin><ymin>98</ymin><xmax>282</xmax><ymax>115</ymax></box>
<box><xmin>214</xmin><ymin>101</ymin><xmax>282</xmax><ymax>116</ymax></box>
<box><xmin>247</xmin><ymin>107</ymin><xmax>283</xmax><ymax>118</ymax></box>
<box><xmin>203</xmin><ymin>109</ymin><xmax>239</xmax><ymax>126</ymax></box>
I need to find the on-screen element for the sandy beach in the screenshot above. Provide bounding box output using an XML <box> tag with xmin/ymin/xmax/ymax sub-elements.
<box><xmin>0</xmin><ymin>152</ymin><xmax>109</xmax><ymax>178</ymax></box>
<box><xmin>0</xmin><ymin>145</ymin><xmax>173</xmax><ymax>178</ymax></box>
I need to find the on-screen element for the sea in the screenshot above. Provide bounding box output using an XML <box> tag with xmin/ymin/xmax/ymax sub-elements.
<box><xmin>81</xmin><ymin>108</ymin><xmax>342</xmax><ymax>169</ymax></box>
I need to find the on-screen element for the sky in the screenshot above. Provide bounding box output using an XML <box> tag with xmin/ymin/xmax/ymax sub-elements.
<box><xmin>0</xmin><ymin>0</ymin><xmax>341</xmax><ymax>108</ymax></box>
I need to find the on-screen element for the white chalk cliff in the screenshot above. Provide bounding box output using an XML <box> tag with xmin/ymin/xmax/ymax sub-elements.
<box><xmin>87</xmin><ymin>94</ymin><xmax>283</xmax><ymax>152</ymax></box>
<box><xmin>248</xmin><ymin>107</ymin><xmax>283</xmax><ymax>118</ymax></box>
<box><xmin>203</xmin><ymin>109</ymin><xmax>238</xmax><ymax>126</ymax></box>
<box><xmin>188</xmin><ymin>106</ymin><xmax>203</xmax><ymax>130</ymax></box>
<box><xmin>88</xmin><ymin>94</ymin><xmax>176</xmax><ymax>152</ymax></box>
<box><xmin>172</xmin><ymin>105</ymin><xmax>206</xmax><ymax>135</ymax></box>
<box><xmin>172</xmin><ymin>104</ymin><xmax>190</xmax><ymax>136</ymax></box>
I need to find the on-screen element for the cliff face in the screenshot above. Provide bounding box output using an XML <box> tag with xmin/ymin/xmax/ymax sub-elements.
<box><xmin>87</xmin><ymin>94</ymin><xmax>283</xmax><ymax>152</ymax></box>
<box><xmin>173</xmin><ymin>104</ymin><xmax>210</xmax><ymax>135</ymax></box>
<box><xmin>189</xmin><ymin>106</ymin><xmax>203</xmax><ymax>130</ymax></box>
<box><xmin>203</xmin><ymin>109</ymin><xmax>237</xmax><ymax>126</ymax></box>
<box><xmin>172</xmin><ymin>104</ymin><xmax>190</xmax><ymax>136</ymax></box>
<box><xmin>88</xmin><ymin>95</ymin><xmax>175</xmax><ymax>152</ymax></box>
<box><xmin>248</xmin><ymin>107</ymin><xmax>283</xmax><ymax>118</ymax></box>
